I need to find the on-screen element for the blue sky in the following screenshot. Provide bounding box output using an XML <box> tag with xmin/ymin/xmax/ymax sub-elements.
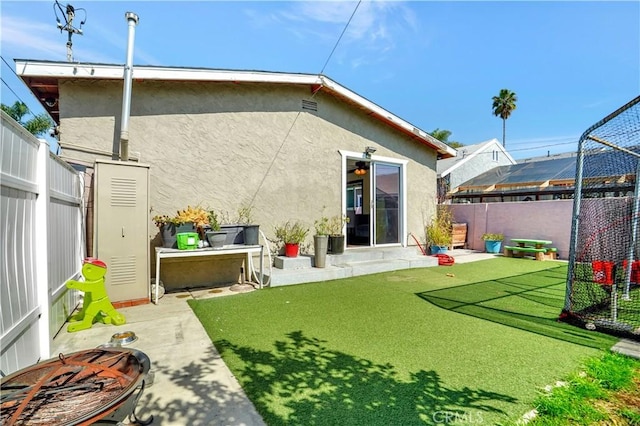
<box><xmin>2</xmin><ymin>1</ymin><xmax>638</xmax><ymax>159</ymax></box>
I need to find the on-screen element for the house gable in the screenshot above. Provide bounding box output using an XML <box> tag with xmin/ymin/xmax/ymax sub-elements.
<box><xmin>437</xmin><ymin>138</ymin><xmax>515</xmax><ymax>177</ymax></box>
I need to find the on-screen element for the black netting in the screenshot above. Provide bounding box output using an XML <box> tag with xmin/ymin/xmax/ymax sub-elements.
<box><xmin>563</xmin><ymin>96</ymin><xmax>640</xmax><ymax>340</ymax></box>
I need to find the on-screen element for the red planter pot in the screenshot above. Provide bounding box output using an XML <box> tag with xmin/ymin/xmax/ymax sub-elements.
<box><xmin>284</xmin><ymin>243</ymin><xmax>299</xmax><ymax>257</ymax></box>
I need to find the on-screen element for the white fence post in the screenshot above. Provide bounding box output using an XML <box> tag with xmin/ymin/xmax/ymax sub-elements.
<box><xmin>36</xmin><ymin>140</ymin><xmax>51</xmax><ymax>360</ymax></box>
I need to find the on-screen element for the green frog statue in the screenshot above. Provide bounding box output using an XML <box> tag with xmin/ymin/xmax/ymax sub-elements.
<box><xmin>65</xmin><ymin>258</ymin><xmax>126</xmax><ymax>332</ymax></box>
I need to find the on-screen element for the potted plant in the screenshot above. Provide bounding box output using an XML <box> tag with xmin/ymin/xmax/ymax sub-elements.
<box><xmin>327</xmin><ymin>215</ymin><xmax>350</xmax><ymax>254</ymax></box>
<box><xmin>425</xmin><ymin>206</ymin><xmax>452</xmax><ymax>254</ymax></box>
<box><xmin>313</xmin><ymin>216</ymin><xmax>330</xmax><ymax>268</ymax></box>
<box><xmin>217</xmin><ymin>209</ymin><xmax>245</xmax><ymax>245</ymax></box>
<box><xmin>482</xmin><ymin>233</ymin><xmax>504</xmax><ymax>254</ymax></box>
<box><xmin>153</xmin><ymin>205</ymin><xmax>209</xmax><ymax>248</ymax></box>
<box><xmin>236</xmin><ymin>205</ymin><xmax>260</xmax><ymax>246</ymax></box>
<box><xmin>153</xmin><ymin>214</ymin><xmax>182</xmax><ymax>248</ymax></box>
<box><xmin>274</xmin><ymin>220</ymin><xmax>309</xmax><ymax>258</ymax></box>
<box><xmin>176</xmin><ymin>205</ymin><xmax>209</xmax><ymax>246</ymax></box>
<box><xmin>205</xmin><ymin>210</ymin><xmax>226</xmax><ymax>249</ymax></box>
<box><xmin>175</xmin><ymin>205</ymin><xmax>209</xmax><ymax>229</ymax></box>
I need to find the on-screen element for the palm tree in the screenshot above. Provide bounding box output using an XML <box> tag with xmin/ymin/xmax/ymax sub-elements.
<box><xmin>1</xmin><ymin>101</ymin><xmax>53</xmax><ymax>137</ymax></box>
<box><xmin>491</xmin><ymin>89</ymin><xmax>517</xmax><ymax>147</ymax></box>
<box><xmin>428</xmin><ymin>128</ymin><xmax>464</xmax><ymax>148</ymax></box>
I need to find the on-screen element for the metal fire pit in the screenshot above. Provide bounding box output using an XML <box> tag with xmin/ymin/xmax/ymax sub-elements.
<box><xmin>1</xmin><ymin>347</ymin><xmax>153</xmax><ymax>425</ymax></box>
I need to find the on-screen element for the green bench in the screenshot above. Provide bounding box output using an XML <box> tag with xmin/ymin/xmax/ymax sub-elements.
<box><xmin>504</xmin><ymin>245</ymin><xmax>558</xmax><ymax>261</ymax></box>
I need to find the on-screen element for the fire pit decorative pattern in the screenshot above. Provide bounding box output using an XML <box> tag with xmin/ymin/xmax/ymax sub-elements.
<box><xmin>1</xmin><ymin>348</ymin><xmax>152</xmax><ymax>425</ymax></box>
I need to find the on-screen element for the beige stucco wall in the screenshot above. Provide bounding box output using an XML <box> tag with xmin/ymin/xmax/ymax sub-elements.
<box><xmin>58</xmin><ymin>79</ymin><xmax>438</xmax><ymax>288</ymax></box>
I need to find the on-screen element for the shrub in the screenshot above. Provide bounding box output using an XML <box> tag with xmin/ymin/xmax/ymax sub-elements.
<box><xmin>274</xmin><ymin>221</ymin><xmax>309</xmax><ymax>244</ymax></box>
<box><xmin>482</xmin><ymin>233</ymin><xmax>504</xmax><ymax>241</ymax></box>
<box><xmin>426</xmin><ymin>205</ymin><xmax>453</xmax><ymax>246</ymax></box>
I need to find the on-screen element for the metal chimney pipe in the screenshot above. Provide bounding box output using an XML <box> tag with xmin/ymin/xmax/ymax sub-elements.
<box><xmin>120</xmin><ymin>12</ymin><xmax>139</xmax><ymax>161</ymax></box>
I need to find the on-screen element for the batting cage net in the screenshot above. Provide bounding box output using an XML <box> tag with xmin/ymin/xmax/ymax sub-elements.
<box><xmin>562</xmin><ymin>96</ymin><xmax>640</xmax><ymax>340</ymax></box>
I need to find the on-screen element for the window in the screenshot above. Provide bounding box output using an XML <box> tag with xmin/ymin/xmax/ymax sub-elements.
<box><xmin>492</xmin><ymin>150</ymin><xmax>499</xmax><ymax>161</ymax></box>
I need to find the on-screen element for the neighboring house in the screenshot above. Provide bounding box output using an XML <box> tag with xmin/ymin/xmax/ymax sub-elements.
<box><xmin>436</xmin><ymin>138</ymin><xmax>515</xmax><ymax>202</ymax></box>
<box><xmin>450</xmin><ymin>150</ymin><xmax>636</xmax><ymax>203</ymax></box>
<box><xmin>16</xmin><ymin>59</ymin><xmax>455</xmax><ymax>291</ymax></box>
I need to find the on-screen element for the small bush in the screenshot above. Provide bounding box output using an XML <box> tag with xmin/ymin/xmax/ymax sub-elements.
<box><xmin>584</xmin><ymin>351</ymin><xmax>637</xmax><ymax>391</ymax></box>
<box><xmin>426</xmin><ymin>205</ymin><xmax>453</xmax><ymax>246</ymax></box>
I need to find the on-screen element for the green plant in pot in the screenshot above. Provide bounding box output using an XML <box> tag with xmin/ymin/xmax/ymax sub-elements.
<box><xmin>327</xmin><ymin>214</ymin><xmax>349</xmax><ymax>254</ymax></box>
<box><xmin>236</xmin><ymin>204</ymin><xmax>260</xmax><ymax>246</ymax></box>
<box><xmin>482</xmin><ymin>233</ymin><xmax>504</xmax><ymax>254</ymax></box>
<box><xmin>274</xmin><ymin>220</ymin><xmax>309</xmax><ymax>258</ymax></box>
<box><xmin>313</xmin><ymin>215</ymin><xmax>330</xmax><ymax>268</ymax></box>
<box><xmin>153</xmin><ymin>214</ymin><xmax>179</xmax><ymax>248</ymax></box>
<box><xmin>175</xmin><ymin>205</ymin><xmax>209</xmax><ymax>230</ymax></box>
<box><xmin>153</xmin><ymin>214</ymin><xmax>180</xmax><ymax>228</ymax></box>
<box><xmin>205</xmin><ymin>210</ymin><xmax>226</xmax><ymax>249</ymax></box>
<box><xmin>153</xmin><ymin>207</ymin><xmax>200</xmax><ymax>249</ymax></box>
<box><xmin>425</xmin><ymin>205</ymin><xmax>452</xmax><ymax>254</ymax></box>
<box><xmin>217</xmin><ymin>207</ymin><xmax>249</xmax><ymax>245</ymax></box>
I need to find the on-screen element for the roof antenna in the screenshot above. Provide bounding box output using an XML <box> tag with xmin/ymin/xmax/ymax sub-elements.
<box><xmin>53</xmin><ymin>0</ymin><xmax>87</xmax><ymax>62</ymax></box>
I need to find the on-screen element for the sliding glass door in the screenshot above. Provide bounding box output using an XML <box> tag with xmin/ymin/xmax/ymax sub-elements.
<box><xmin>343</xmin><ymin>152</ymin><xmax>404</xmax><ymax>248</ymax></box>
<box><xmin>373</xmin><ymin>162</ymin><xmax>401</xmax><ymax>245</ymax></box>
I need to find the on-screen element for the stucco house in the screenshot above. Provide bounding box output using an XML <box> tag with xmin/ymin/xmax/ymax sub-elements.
<box><xmin>437</xmin><ymin>138</ymin><xmax>515</xmax><ymax>202</ymax></box>
<box><xmin>16</xmin><ymin>59</ymin><xmax>455</xmax><ymax>295</ymax></box>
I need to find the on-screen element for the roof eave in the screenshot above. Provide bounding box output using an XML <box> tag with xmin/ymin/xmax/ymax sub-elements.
<box><xmin>15</xmin><ymin>59</ymin><xmax>456</xmax><ymax>157</ymax></box>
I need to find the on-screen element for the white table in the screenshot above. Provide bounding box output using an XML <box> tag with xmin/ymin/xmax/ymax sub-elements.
<box><xmin>154</xmin><ymin>245</ymin><xmax>264</xmax><ymax>304</ymax></box>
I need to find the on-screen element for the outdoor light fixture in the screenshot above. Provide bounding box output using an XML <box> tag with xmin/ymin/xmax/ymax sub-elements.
<box><xmin>44</xmin><ymin>97</ymin><xmax>58</xmax><ymax>108</ymax></box>
<box><xmin>364</xmin><ymin>146</ymin><xmax>377</xmax><ymax>158</ymax></box>
<box><xmin>354</xmin><ymin>161</ymin><xmax>368</xmax><ymax>175</ymax></box>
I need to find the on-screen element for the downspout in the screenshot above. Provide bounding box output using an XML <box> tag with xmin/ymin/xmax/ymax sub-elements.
<box><xmin>120</xmin><ymin>12</ymin><xmax>139</xmax><ymax>161</ymax></box>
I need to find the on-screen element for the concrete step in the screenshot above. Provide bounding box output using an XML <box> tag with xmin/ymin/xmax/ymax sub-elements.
<box><xmin>273</xmin><ymin>246</ymin><xmax>425</xmax><ymax>270</ymax></box>
<box><xmin>266</xmin><ymin>250</ymin><xmax>437</xmax><ymax>287</ymax></box>
<box><xmin>274</xmin><ymin>255</ymin><xmax>313</xmax><ymax>269</ymax></box>
<box><xmin>331</xmin><ymin>246</ymin><xmax>424</xmax><ymax>265</ymax></box>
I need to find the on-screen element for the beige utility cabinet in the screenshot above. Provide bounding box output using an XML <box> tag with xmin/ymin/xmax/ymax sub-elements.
<box><xmin>94</xmin><ymin>160</ymin><xmax>150</xmax><ymax>303</ymax></box>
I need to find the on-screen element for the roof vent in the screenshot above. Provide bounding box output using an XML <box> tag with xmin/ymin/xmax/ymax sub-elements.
<box><xmin>302</xmin><ymin>99</ymin><xmax>317</xmax><ymax>112</ymax></box>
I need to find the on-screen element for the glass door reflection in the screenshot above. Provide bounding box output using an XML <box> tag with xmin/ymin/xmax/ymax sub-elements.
<box><xmin>373</xmin><ymin>163</ymin><xmax>400</xmax><ymax>245</ymax></box>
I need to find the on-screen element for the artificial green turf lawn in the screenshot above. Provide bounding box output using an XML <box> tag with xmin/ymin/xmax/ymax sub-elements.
<box><xmin>188</xmin><ymin>258</ymin><xmax>618</xmax><ymax>425</ymax></box>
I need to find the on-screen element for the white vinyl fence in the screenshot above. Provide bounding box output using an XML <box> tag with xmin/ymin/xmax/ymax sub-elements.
<box><xmin>1</xmin><ymin>111</ymin><xmax>84</xmax><ymax>376</ymax></box>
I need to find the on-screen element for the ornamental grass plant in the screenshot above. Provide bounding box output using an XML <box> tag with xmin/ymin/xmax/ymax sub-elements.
<box><xmin>426</xmin><ymin>204</ymin><xmax>453</xmax><ymax>246</ymax></box>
